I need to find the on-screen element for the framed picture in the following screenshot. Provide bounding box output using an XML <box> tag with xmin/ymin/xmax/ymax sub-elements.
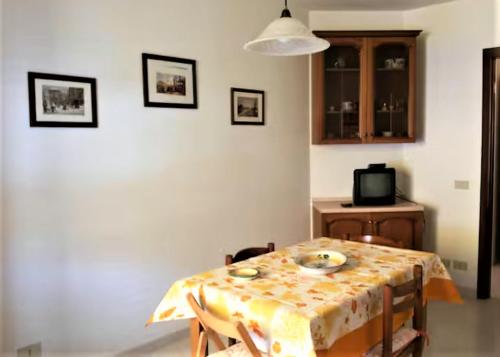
<box><xmin>142</xmin><ymin>53</ymin><xmax>198</xmax><ymax>109</ymax></box>
<box><xmin>231</xmin><ymin>88</ymin><xmax>265</xmax><ymax>126</ymax></box>
<box><xmin>28</xmin><ymin>72</ymin><xmax>98</xmax><ymax>128</ymax></box>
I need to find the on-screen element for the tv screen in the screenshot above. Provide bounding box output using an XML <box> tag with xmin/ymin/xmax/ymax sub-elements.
<box><xmin>360</xmin><ymin>173</ymin><xmax>393</xmax><ymax>198</ymax></box>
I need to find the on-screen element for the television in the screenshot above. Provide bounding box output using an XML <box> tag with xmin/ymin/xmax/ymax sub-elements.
<box><xmin>353</xmin><ymin>164</ymin><xmax>396</xmax><ymax>206</ymax></box>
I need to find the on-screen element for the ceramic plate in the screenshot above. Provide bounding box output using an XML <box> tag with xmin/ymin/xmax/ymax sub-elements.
<box><xmin>294</xmin><ymin>250</ymin><xmax>347</xmax><ymax>275</ymax></box>
<box><xmin>228</xmin><ymin>268</ymin><xmax>260</xmax><ymax>281</ymax></box>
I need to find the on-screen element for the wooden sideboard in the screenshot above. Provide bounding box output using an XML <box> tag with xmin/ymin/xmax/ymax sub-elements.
<box><xmin>313</xmin><ymin>198</ymin><xmax>425</xmax><ymax>250</ymax></box>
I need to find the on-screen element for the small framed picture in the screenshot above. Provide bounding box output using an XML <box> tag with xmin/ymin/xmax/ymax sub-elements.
<box><xmin>231</xmin><ymin>88</ymin><xmax>265</xmax><ymax>125</ymax></box>
<box><xmin>142</xmin><ymin>53</ymin><xmax>198</xmax><ymax>109</ymax></box>
<box><xmin>28</xmin><ymin>72</ymin><xmax>98</xmax><ymax>128</ymax></box>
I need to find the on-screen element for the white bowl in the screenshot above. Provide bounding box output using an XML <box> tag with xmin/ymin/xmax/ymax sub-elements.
<box><xmin>294</xmin><ymin>250</ymin><xmax>347</xmax><ymax>275</ymax></box>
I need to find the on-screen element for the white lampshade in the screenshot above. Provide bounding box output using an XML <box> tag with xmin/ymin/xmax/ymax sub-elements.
<box><xmin>244</xmin><ymin>15</ymin><xmax>330</xmax><ymax>56</ymax></box>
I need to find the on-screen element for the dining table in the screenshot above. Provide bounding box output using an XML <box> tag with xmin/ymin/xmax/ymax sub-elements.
<box><xmin>147</xmin><ymin>237</ymin><xmax>462</xmax><ymax>357</ymax></box>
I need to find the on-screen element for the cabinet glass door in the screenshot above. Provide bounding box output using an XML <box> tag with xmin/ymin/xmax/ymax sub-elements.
<box><xmin>322</xmin><ymin>39</ymin><xmax>363</xmax><ymax>142</ymax></box>
<box><xmin>370</xmin><ymin>39</ymin><xmax>415</xmax><ymax>141</ymax></box>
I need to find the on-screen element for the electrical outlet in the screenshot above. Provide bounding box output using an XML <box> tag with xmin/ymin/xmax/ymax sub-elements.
<box><xmin>17</xmin><ymin>343</ymin><xmax>41</xmax><ymax>357</ymax></box>
<box><xmin>454</xmin><ymin>180</ymin><xmax>470</xmax><ymax>190</ymax></box>
<box><xmin>453</xmin><ymin>260</ymin><xmax>468</xmax><ymax>271</ymax></box>
<box><xmin>441</xmin><ymin>258</ymin><xmax>451</xmax><ymax>269</ymax></box>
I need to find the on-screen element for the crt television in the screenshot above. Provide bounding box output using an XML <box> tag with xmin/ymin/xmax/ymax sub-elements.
<box><xmin>353</xmin><ymin>164</ymin><xmax>396</xmax><ymax>206</ymax></box>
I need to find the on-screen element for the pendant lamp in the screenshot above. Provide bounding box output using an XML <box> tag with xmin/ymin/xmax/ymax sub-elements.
<box><xmin>243</xmin><ymin>0</ymin><xmax>330</xmax><ymax>56</ymax></box>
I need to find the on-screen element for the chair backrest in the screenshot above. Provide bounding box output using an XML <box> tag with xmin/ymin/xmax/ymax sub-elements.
<box><xmin>382</xmin><ymin>264</ymin><xmax>424</xmax><ymax>357</ymax></box>
<box><xmin>186</xmin><ymin>293</ymin><xmax>262</xmax><ymax>357</ymax></box>
<box><xmin>225</xmin><ymin>242</ymin><xmax>275</xmax><ymax>265</ymax></box>
<box><xmin>344</xmin><ymin>234</ymin><xmax>404</xmax><ymax>248</ymax></box>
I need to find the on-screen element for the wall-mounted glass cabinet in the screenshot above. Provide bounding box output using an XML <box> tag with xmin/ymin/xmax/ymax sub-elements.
<box><xmin>312</xmin><ymin>31</ymin><xmax>421</xmax><ymax>145</ymax></box>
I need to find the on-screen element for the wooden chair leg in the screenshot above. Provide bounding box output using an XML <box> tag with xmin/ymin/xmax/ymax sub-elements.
<box><xmin>413</xmin><ymin>303</ymin><xmax>428</xmax><ymax>356</ymax></box>
<box><xmin>190</xmin><ymin>318</ymin><xmax>203</xmax><ymax>357</ymax></box>
<box><xmin>196</xmin><ymin>331</ymin><xmax>208</xmax><ymax>357</ymax></box>
<box><xmin>413</xmin><ymin>337</ymin><xmax>424</xmax><ymax>357</ymax></box>
<box><xmin>412</xmin><ymin>266</ymin><xmax>425</xmax><ymax>356</ymax></box>
<box><xmin>382</xmin><ymin>285</ymin><xmax>394</xmax><ymax>357</ymax></box>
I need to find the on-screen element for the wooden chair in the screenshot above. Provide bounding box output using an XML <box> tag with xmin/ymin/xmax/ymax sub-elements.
<box><xmin>343</xmin><ymin>234</ymin><xmax>404</xmax><ymax>248</ymax></box>
<box><xmin>187</xmin><ymin>292</ymin><xmax>265</xmax><ymax>357</ymax></box>
<box><xmin>365</xmin><ymin>265</ymin><xmax>426</xmax><ymax>357</ymax></box>
<box><xmin>225</xmin><ymin>242</ymin><xmax>275</xmax><ymax>265</ymax></box>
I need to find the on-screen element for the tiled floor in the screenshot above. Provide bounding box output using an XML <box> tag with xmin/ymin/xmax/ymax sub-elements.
<box><xmin>492</xmin><ymin>265</ymin><xmax>500</xmax><ymax>299</ymax></box>
<box><xmin>425</xmin><ymin>292</ymin><xmax>500</xmax><ymax>356</ymax></box>
<box><xmin>145</xmin><ymin>293</ymin><xmax>500</xmax><ymax>357</ymax></box>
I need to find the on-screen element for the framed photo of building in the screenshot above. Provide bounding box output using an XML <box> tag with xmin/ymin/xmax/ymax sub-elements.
<box><xmin>231</xmin><ymin>88</ymin><xmax>265</xmax><ymax>125</ymax></box>
<box><xmin>28</xmin><ymin>72</ymin><xmax>98</xmax><ymax>128</ymax></box>
<box><xmin>142</xmin><ymin>53</ymin><xmax>198</xmax><ymax>109</ymax></box>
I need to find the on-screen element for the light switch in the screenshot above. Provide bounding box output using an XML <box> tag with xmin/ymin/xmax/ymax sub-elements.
<box><xmin>454</xmin><ymin>180</ymin><xmax>469</xmax><ymax>190</ymax></box>
<box><xmin>453</xmin><ymin>260</ymin><xmax>468</xmax><ymax>271</ymax></box>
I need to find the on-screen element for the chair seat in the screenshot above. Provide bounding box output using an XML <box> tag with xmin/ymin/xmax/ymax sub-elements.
<box><xmin>208</xmin><ymin>342</ymin><xmax>269</xmax><ymax>357</ymax></box>
<box><xmin>364</xmin><ymin>327</ymin><xmax>419</xmax><ymax>357</ymax></box>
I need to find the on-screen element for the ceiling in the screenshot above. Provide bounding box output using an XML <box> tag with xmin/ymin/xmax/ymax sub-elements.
<box><xmin>296</xmin><ymin>0</ymin><xmax>456</xmax><ymax>11</ymax></box>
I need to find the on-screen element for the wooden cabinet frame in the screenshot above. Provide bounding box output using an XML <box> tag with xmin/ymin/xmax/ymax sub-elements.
<box><xmin>312</xmin><ymin>37</ymin><xmax>367</xmax><ymax>144</ymax></box>
<box><xmin>313</xmin><ymin>208</ymin><xmax>425</xmax><ymax>250</ymax></box>
<box><xmin>366</xmin><ymin>37</ymin><xmax>417</xmax><ymax>143</ymax></box>
<box><xmin>312</xmin><ymin>30</ymin><xmax>422</xmax><ymax>145</ymax></box>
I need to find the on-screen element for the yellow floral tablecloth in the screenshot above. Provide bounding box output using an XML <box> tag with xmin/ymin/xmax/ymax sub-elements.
<box><xmin>148</xmin><ymin>238</ymin><xmax>462</xmax><ymax>357</ymax></box>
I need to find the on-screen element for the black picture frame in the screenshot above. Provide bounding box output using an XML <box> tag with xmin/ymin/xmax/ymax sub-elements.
<box><xmin>142</xmin><ymin>53</ymin><xmax>198</xmax><ymax>109</ymax></box>
<box><xmin>28</xmin><ymin>72</ymin><xmax>98</xmax><ymax>128</ymax></box>
<box><xmin>231</xmin><ymin>88</ymin><xmax>265</xmax><ymax>126</ymax></box>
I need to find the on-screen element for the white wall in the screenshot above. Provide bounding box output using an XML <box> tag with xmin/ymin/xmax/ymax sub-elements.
<box><xmin>310</xmin><ymin>10</ymin><xmax>405</xmax><ymax>31</ymax></box>
<box><xmin>309</xmin><ymin>11</ymin><xmax>408</xmax><ymax>199</ymax></box>
<box><xmin>310</xmin><ymin>0</ymin><xmax>500</xmax><ymax>288</ymax></box>
<box><xmin>0</xmin><ymin>0</ymin><xmax>3</xmax><ymax>353</ymax></box>
<box><xmin>1</xmin><ymin>0</ymin><xmax>310</xmax><ymax>355</ymax></box>
<box><xmin>402</xmin><ymin>0</ymin><xmax>498</xmax><ymax>287</ymax></box>
<box><xmin>310</xmin><ymin>146</ymin><xmax>407</xmax><ymax>198</ymax></box>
